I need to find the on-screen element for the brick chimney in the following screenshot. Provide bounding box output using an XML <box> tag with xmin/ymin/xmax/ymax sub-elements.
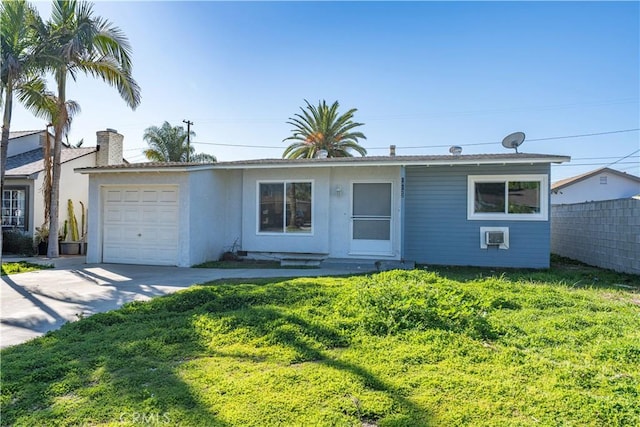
<box><xmin>96</xmin><ymin>128</ymin><xmax>124</xmax><ymax>166</ymax></box>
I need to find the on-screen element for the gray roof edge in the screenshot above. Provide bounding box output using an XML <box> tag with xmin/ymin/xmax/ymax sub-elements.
<box><xmin>76</xmin><ymin>153</ymin><xmax>570</xmax><ymax>173</ymax></box>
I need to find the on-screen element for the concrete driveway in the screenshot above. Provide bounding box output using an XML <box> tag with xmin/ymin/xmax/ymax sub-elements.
<box><xmin>1</xmin><ymin>257</ymin><xmax>373</xmax><ymax>349</ymax></box>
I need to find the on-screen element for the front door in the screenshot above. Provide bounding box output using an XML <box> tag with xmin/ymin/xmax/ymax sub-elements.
<box><xmin>350</xmin><ymin>182</ymin><xmax>393</xmax><ymax>255</ymax></box>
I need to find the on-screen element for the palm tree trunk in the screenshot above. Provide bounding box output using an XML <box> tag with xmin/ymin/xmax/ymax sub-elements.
<box><xmin>43</xmin><ymin>129</ymin><xmax>52</xmax><ymax>224</ymax></box>
<box><xmin>47</xmin><ymin>72</ymin><xmax>66</xmax><ymax>258</ymax></box>
<box><xmin>0</xmin><ymin>84</ymin><xmax>14</xmax><ymax>264</ymax></box>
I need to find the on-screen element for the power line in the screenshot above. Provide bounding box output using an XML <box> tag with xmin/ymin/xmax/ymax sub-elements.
<box><xmin>186</xmin><ymin>128</ymin><xmax>640</xmax><ymax>151</ymax></box>
<box><xmin>192</xmin><ymin>141</ymin><xmax>283</xmax><ymax>148</ymax></box>
<box><xmin>605</xmin><ymin>149</ymin><xmax>640</xmax><ymax>168</ymax></box>
<box><xmin>367</xmin><ymin>128</ymin><xmax>640</xmax><ymax>150</ymax></box>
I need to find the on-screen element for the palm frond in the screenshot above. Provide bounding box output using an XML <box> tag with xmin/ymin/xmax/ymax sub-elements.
<box><xmin>282</xmin><ymin>99</ymin><xmax>367</xmax><ymax>159</ymax></box>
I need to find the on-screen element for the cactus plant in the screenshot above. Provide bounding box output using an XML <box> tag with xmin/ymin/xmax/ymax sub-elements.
<box><xmin>68</xmin><ymin>199</ymin><xmax>79</xmax><ymax>241</ymax></box>
<box><xmin>79</xmin><ymin>201</ymin><xmax>86</xmax><ymax>240</ymax></box>
<box><xmin>61</xmin><ymin>220</ymin><xmax>68</xmax><ymax>241</ymax></box>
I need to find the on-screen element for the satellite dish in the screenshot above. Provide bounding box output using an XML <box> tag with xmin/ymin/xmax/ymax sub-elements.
<box><xmin>449</xmin><ymin>145</ymin><xmax>462</xmax><ymax>155</ymax></box>
<box><xmin>502</xmin><ymin>132</ymin><xmax>525</xmax><ymax>153</ymax></box>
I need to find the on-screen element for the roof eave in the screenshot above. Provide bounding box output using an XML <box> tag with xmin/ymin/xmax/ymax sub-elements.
<box><xmin>75</xmin><ymin>155</ymin><xmax>571</xmax><ymax>174</ymax></box>
<box><xmin>75</xmin><ymin>164</ymin><xmax>217</xmax><ymax>174</ymax></box>
<box><xmin>213</xmin><ymin>156</ymin><xmax>572</xmax><ymax>170</ymax></box>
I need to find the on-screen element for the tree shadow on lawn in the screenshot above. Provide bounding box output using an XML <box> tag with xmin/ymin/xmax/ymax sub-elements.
<box><xmin>1</xmin><ymin>278</ymin><xmax>432</xmax><ymax>426</ymax></box>
<box><xmin>0</xmin><ymin>303</ymin><xmax>229</xmax><ymax>426</ymax></box>
<box><xmin>188</xmin><ymin>282</ymin><xmax>432</xmax><ymax>425</ymax></box>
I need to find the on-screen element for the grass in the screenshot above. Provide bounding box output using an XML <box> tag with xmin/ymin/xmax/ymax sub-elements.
<box><xmin>1</xmin><ymin>265</ymin><xmax>639</xmax><ymax>426</ymax></box>
<box><xmin>1</xmin><ymin>261</ymin><xmax>53</xmax><ymax>276</ymax></box>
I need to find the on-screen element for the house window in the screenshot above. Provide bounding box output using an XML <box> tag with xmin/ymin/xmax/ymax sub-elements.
<box><xmin>2</xmin><ymin>188</ymin><xmax>28</xmax><ymax>230</ymax></box>
<box><xmin>467</xmin><ymin>175</ymin><xmax>548</xmax><ymax>221</ymax></box>
<box><xmin>259</xmin><ymin>181</ymin><xmax>312</xmax><ymax>233</ymax></box>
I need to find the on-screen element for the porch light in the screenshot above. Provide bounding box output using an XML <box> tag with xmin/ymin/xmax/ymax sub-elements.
<box><xmin>335</xmin><ymin>185</ymin><xmax>342</xmax><ymax>196</ymax></box>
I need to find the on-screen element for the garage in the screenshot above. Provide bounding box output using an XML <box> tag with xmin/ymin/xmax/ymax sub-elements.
<box><xmin>102</xmin><ymin>186</ymin><xmax>179</xmax><ymax>265</ymax></box>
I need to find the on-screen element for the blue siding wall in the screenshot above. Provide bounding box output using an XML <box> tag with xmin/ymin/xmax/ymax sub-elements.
<box><xmin>404</xmin><ymin>164</ymin><xmax>551</xmax><ymax>268</ymax></box>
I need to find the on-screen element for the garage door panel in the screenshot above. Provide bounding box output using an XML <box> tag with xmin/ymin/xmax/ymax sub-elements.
<box><xmin>124</xmin><ymin>190</ymin><xmax>141</xmax><ymax>202</ymax></box>
<box><xmin>103</xmin><ymin>225</ymin><xmax>124</xmax><ymax>241</ymax></box>
<box><xmin>102</xmin><ymin>186</ymin><xmax>179</xmax><ymax>266</ymax></box>
<box><xmin>106</xmin><ymin>190</ymin><xmax>123</xmax><ymax>202</ymax></box>
<box><xmin>159</xmin><ymin>190</ymin><xmax>178</xmax><ymax>203</ymax></box>
<box><xmin>141</xmin><ymin>207</ymin><xmax>158</xmax><ymax>223</ymax></box>
<box><xmin>157</xmin><ymin>208</ymin><xmax>179</xmax><ymax>223</ymax></box>
<box><xmin>105</xmin><ymin>207</ymin><xmax>123</xmax><ymax>222</ymax></box>
<box><xmin>142</xmin><ymin>190</ymin><xmax>159</xmax><ymax>202</ymax></box>
<box><xmin>145</xmin><ymin>227</ymin><xmax>178</xmax><ymax>243</ymax></box>
<box><xmin>122</xmin><ymin>207</ymin><xmax>141</xmax><ymax>223</ymax></box>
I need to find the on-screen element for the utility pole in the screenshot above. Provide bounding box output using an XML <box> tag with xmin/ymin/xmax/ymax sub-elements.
<box><xmin>183</xmin><ymin>119</ymin><xmax>193</xmax><ymax>162</ymax></box>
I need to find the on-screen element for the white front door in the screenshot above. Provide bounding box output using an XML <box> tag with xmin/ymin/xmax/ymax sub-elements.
<box><xmin>350</xmin><ymin>182</ymin><xmax>393</xmax><ymax>255</ymax></box>
<box><xmin>102</xmin><ymin>186</ymin><xmax>179</xmax><ymax>265</ymax></box>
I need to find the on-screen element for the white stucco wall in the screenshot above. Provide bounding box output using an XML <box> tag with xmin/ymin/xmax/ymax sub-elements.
<box><xmin>83</xmin><ymin>164</ymin><xmax>404</xmax><ymax>266</ymax></box>
<box><xmin>187</xmin><ymin>170</ymin><xmax>243</xmax><ymax>265</ymax></box>
<box><xmin>241</xmin><ymin>165</ymin><xmax>402</xmax><ymax>260</ymax></box>
<box><xmin>552</xmin><ymin>173</ymin><xmax>640</xmax><ymax>204</ymax></box>
<box><xmin>54</xmin><ymin>153</ymin><xmax>96</xmax><ymax>235</ymax></box>
<box><xmin>187</xmin><ymin>170</ymin><xmax>218</xmax><ymax>265</ymax></box>
<box><xmin>241</xmin><ymin>168</ymin><xmax>331</xmax><ymax>255</ymax></box>
<box><xmin>220</xmin><ymin>170</ymin><xmax>243</xmax><ymax>254</ymax></box>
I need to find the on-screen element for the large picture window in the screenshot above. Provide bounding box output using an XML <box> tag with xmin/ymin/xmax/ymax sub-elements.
<box><xmin>2</xmin><ymin>188</ymin><xmax>28</xmax><ymax>230</ymax></box>
<box><xmin>259</xmin><ymin>181</ymin><xmax>312</xmax><ymax>233</ymax></box>
<box><xmin>467</xmin><ymin>175</ymin><xmax>547</xmax><ymax>221</ymax></box>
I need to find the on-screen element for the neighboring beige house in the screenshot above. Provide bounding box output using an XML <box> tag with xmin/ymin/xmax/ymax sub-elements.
<box><xmin>2</xmin><ymin>129</ymin><xmax>123</xmax><ymax>236</ymax></box>
<box><xmin>551</xmin><ymin>167</ymin><xmax>640</xmax><ymax>205</ymax></box>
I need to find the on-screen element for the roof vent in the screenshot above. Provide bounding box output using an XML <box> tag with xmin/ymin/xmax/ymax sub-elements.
<box><xmin>315</xmin><ymin>149</ymin><xmax>328</xmax><ymax>159</ymax></box>
<box><xmin>390</xmin><ymin>145</ymin><xmax>396</xmax><ymax>156</ymax></box>
<box><xmin>449</xmin><ymin>145</ymin><xmax>462</xmax><ymax>155</ymax></box>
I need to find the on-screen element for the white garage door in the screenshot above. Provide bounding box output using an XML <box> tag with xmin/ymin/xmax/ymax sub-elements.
<box><xmin>102</xmin><ymin>186</ymin><xmax>179</xmax><ymax>265</ymax></box>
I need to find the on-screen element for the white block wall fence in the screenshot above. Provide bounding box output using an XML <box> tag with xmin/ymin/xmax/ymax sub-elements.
<box><xmin>551</xmin><ymin>198</ymin><xmax>640</xmax><ymax>275</ymax></box>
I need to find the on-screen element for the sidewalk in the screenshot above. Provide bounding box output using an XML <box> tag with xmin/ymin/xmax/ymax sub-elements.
<box><xmin>1</xmin><ymin>258</ymin><xmax>373</xmax><ymax>349</ymax></box>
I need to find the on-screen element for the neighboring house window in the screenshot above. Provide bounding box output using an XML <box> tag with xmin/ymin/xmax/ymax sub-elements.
<box><xmin>2</xmin><ymin>188</ymin><xmax>28</xmax><ymax>230</ymax></box>
<box><xmin>467</xmin><ymin>175</ymin><xmax>548</xmax><ymax>220</ymax></box>
<box><xmin>258</xmin><ymin>181</ymin><xmax>312</xmax><ymax>233</ymax></box>
<box><xmin>600</xmin><ymin>176</ymin><xmax>607</xmax><ymax>185</ymax></box>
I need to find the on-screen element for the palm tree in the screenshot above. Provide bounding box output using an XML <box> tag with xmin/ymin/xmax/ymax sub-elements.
<box><xmin>143</xmin><ymin>121</ymin><xmax>216</xmax><ymax>163</ymax></box>
<box><xmin>36</xmin><ymin>0</ymin><xmax>141</xmax><ymax>257</ymax></box>
<box><xmin>282</xmin><ymin>99</ymin><xmax>367</xmax><ymax>159</ymax></box>
<box><xmin>1</xmin><ymin>0</ymin><xmax>44</xmax><ymax>190</ymax></box>
<box><xmin>0</xmin><ymin>0</ymin><xmax>50</xmax><ymax>263</ymax></box>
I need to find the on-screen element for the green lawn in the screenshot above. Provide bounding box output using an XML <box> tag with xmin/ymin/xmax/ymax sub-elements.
<box><xmin>1</xmin><ymin>261</ymin><xmax>53</xmax><ymax>276</ymax></box>
<box><xmin>1</xmin><ymin>265</ymin><xmax>639</xmax><ymax>426</ymax></box>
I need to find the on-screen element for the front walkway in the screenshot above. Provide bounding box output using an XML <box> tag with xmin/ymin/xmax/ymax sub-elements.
<box><xmin>1</xmin><ymin>258</ymin><xmax>373</xmax><ymax>349</ymax></box>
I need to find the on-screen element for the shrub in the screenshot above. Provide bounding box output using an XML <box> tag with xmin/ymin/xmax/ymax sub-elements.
<box><xmin>2</xmin><ymin>230</ymin><xmax>35</xmax><ymax>256</ymax></box>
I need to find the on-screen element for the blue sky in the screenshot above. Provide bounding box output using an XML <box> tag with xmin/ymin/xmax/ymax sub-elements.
<box><xmin>11</xmin><ymin>1</ymin><xmax>640</xmax><ymax>181</ymax></box>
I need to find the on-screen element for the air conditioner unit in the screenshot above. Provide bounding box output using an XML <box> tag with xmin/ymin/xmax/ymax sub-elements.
<box><xmin>485</xmin><ymin>231</ymin><xmax>505</xmax><ymax>246</ymax></box>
